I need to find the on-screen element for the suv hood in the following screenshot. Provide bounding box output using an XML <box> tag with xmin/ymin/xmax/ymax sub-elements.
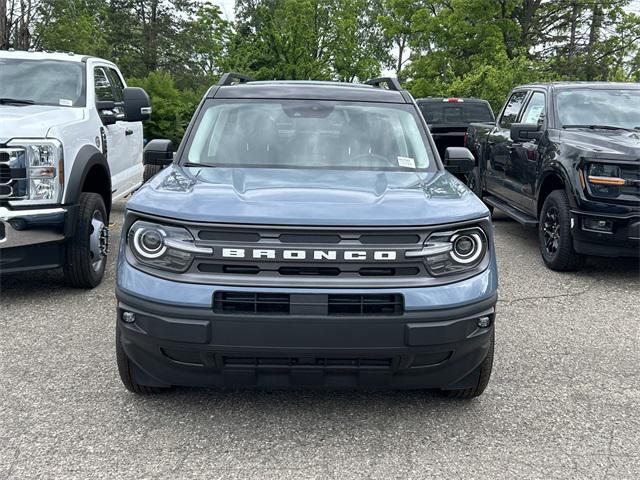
<box><xmin>561</xmin><ymin>129</ymin><xmax>640</xmax><ymax>159</ymax></box>
<box><xmin>128</xmin><ymin>166</ymin><xmax>489</xmax><ymax>226</ymax></box>
<box><xmin>0</xmin><ymin>104</ymin><xmax>85</xmax><ymax>142</ymax></box>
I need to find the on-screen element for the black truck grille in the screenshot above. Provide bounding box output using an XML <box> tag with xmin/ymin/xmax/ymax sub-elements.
<box><xmin>621</xmin><ymin>164</ymin><xmax>640</xmax><ymax>197</ymax></box>
<box><xmin>214</xmin><ymin>292</ymin><xmax>404</xmax><ymax>316</ymax></box>
<box><xmin>0</xmin><ymin>148</ymin><xmax>28</xmax><ymax>200</ymax></box>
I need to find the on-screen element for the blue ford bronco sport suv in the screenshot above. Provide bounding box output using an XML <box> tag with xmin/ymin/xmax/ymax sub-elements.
<box><xmin>115</xmin><ymin>74</ymin><xmax>498</xmax><ymax>398</ymax></box>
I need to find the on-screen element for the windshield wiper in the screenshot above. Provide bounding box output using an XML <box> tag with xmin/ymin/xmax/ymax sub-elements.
<box><xmin>182</xmin><ymin>162</ymin><xmax>210</xmax><ymax>168</ymax></box>
<box><xmin>562</xmin><ymin>124</ymin><xmax>635</xmax><ymax>132</ymax></box>
<box><xmin>0</xmin><ymin>97</ymin><xmax>35</xmax><ymax>105</ymax></box>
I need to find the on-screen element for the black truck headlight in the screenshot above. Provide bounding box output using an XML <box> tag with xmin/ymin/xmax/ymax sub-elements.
<box><xmin>407</xmin><ymin>227</ymin><xmax>488</xmax><ymax>276</ymax></box>
<box><xmin>128</xmin><ymin>220</ymin><xmax>212</xmax><ymax>272</ymax></box>
<box><xmin>586</xmin><ymin>163</ymin><xmax>625</xmax><ymax>197</ymax></box>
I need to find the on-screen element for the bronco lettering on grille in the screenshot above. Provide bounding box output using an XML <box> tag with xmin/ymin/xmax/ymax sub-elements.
<box><xmin>219</xmin><ymin>248</ymin><xmax>397</xmax><ymax>261</ymax></box>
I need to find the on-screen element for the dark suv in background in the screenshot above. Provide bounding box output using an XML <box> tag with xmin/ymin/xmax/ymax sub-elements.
<box><xmin>465</xmin><ymin>82</ymin><xmax>640</xmax><ymax>270</ymax></box>
<box><xmin>417</xmin><ymin>97</ymin><xmax>495</xmax><ymax>160</ymax></box>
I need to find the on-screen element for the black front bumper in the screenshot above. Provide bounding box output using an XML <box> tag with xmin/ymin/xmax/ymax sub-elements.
<box><xmin>571</xmin><ymin>209</ymin><xmax>640</xmax><ymax>258</ymax></box>
<box><xmin>116</xmin><ymin>289</ymin><xmax>497</xmax><ymax>390</ymax></box>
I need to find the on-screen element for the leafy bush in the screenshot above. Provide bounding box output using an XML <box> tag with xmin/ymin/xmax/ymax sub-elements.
<box><xmin>128</xmin><ymin>72</ymin><xmax>205</xmax><ymax>145</ymax></box>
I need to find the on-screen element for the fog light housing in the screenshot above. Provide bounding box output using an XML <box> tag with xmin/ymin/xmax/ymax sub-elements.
<box><xmin>583</xmin><ymin>218</ymin><xmax>613</xmax><ymax>233</ymax></box>
<box><xmin>477</xmin><ymin>316</ymin><xmax>491</xmax><ymax>328</ymax></box>
<box><xmin>122</xmin><ymin>311</ymin><xmax>136</xmax><ymax>323</ymax></box>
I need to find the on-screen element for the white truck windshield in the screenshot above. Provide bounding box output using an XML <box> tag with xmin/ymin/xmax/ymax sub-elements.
<box><xmin>0</xmin><ymin>59</ymin><xmax>85</xmax><ymax>107</ymax></box>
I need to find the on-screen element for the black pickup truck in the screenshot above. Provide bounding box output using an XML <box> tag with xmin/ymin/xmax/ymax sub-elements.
<box><xmin>416</xmin><ymin>97</ymin><xmax>494</xmax><ymax>160</ymax></box>
<box><xmin>464</xmin><ymin>82</ymin><xmax>639</xmax><ymax>271</ymax></box>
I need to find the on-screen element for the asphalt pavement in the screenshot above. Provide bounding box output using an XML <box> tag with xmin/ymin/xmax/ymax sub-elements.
<box><xmin>1</xmin><ymin>200</ymin><xmax>639</xmax><ymax>479</ymax></box>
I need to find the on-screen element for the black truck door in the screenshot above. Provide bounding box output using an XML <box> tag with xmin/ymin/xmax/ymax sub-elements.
<box><xmin>485</xmin><ymin>90</ymin><xmax>529</xmax><ymax>200</ymax></box>
<box><xmin>505</xmin><ymin>91</ymin><xmax>546</xmax><ymax>214</ymax></box>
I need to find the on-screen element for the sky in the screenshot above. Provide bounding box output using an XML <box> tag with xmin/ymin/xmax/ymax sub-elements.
<box><xmin>210</xmin><ymin>0</ymin><xmax>236</xmax><ymax>20</ymax></box>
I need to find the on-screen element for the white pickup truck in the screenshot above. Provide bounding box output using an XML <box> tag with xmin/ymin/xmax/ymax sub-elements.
<box><xmin>0</xmin><ymin>50</ymin><xmax>151</xmax><ymax>287</ymax></box>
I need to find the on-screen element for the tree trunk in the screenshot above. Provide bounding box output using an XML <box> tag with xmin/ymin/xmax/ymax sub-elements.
<box><xmin>567</xmin><ymin>2</ymin><xmax>579</xmax><ymax>63</ymax></box>
<box><xmin>585</xmin><ymin>4</ymin><xmax>602</xmax><ymax>80</ymax></box>
<box><xmin>0</xmin><ymin>0</ymin><xmax>7</xmax><ymax>49</ymax></box>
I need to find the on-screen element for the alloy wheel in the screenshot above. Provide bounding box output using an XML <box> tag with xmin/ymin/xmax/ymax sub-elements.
<box><xmin>89</xmin><ymin>210</ymin><xmax>109</xmax><ymax>272</ymax></box>
<box><xmin>542</xmin><ymin>206</ymin><xmax>560</xmax><ymax>255</ymax></box>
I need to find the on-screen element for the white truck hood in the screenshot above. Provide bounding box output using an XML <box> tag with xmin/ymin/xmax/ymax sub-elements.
<box><xmin>0</xmin><ymin>105</ymin><xmax>85</xmax><ymax>143</ymax></box>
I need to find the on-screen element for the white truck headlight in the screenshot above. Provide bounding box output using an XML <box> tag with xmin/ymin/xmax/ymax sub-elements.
<box><xmin>7</xmin><ymin>139</ymin><xmax>63</xmax><ymax>204</ymax></box>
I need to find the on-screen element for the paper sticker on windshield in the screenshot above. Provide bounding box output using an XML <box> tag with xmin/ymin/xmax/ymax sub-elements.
<box><xmin>397</xmin><ymin>156</ymin><xmax>416</xmax><ymax>168</ymax></box>
<box><xmin>59</xmin><ymin>99</ymin><xmax>73</xmax><ymax>106</ymax></box>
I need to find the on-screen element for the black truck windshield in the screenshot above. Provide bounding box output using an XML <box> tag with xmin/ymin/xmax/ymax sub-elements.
<box><xmin>0</xmin><ymin>59</ymin><xmax>86</xmax><ymax>107</ymax></box>
<box><xmin>556</xmin><ymin>89</ymin><xmax>640</xmax><ymax>130</ymax></box>
<box><xmin>185</xmin><ymin>100</ymin><xmax>435</xmax><ymax>171</ymax></box>
<box><xmin>419</xmin><ymin>101</ymin><xmax>494</xmax><ymax>124</ymax></box>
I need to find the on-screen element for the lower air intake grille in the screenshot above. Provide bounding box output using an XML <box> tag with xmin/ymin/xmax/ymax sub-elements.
<box><xmin>214</xmin><ymin>292</ymin><xmax>290</xmax><ymax>314</ymax></box>
<box><xmin>213</xmin><ymin>292</ymin><xmax>403</xmax><ymax>316</ymax></box>
<box><xmin>327</xmin><ymin>294</ymin><xmax>403</xmax><ymax>316</ymax></box>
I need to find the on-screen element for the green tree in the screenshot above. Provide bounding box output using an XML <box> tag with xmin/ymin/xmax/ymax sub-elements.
<box><xmin>176</xmin><ymin>3</ymin><xmax>232</xmax><ymax>89</ymax></box>
<box><xmin>379</xmin><ymin>0</ymin><xmax>433</xmax><ymax>79</ymax></box>
<box><xmin>128</xmin><ymin>71</ymin><xmax>203</xmax><ymax>144</ymax></box>
<box><xmin>34</xmin><ymin>0</ymin><xmax>110</xmax><ymax>57</ymax></box>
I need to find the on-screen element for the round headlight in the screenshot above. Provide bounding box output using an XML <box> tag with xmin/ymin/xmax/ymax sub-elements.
<box><xmin>133</xmin><ymin>227</ymin><xmax>167</xmax><ymax>258</ymax></box>
<box><xmin>450</xmin><ymin>232</ymin><xmax>483</xmax><ymax>264</ymax></box>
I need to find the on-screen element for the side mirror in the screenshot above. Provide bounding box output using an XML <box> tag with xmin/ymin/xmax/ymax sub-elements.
<box><xmin>144</xmin><ymin>139</ymin><xmax>174</xmax><ymax>167</ymax></box>
<box><xmin>96</xmin><ymin>100</ymin><xmax>117</xmax><ymax>126</ymax></box>
<box><xmin>510</xmin><ymin>123</ymin><xmax>543</xmax><ymax>142</ymax></box>
<box><xmin>443</xmin><ymin>147</ymin><xmax>475</xmax><ymax>174</ymax></box>
<box><xmin>123</xmin><ymin>87</ymin><xmax>152</xmax><ymax>122</ymax></box>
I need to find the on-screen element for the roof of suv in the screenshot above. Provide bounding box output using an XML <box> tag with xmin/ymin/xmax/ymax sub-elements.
<box><xmin>515</xmin><ymin>81</ymin><xmax>640</xmax><ymax>90</ymax></box>
<box><xmin>209</xmin><ymin>79</ymin><xmax>410</xmax><ymax>104</ymax></box>
<box><xmin>416</xmin><ymin>97</ymin><xmax>490</xmax><ymax>104</ymax></box>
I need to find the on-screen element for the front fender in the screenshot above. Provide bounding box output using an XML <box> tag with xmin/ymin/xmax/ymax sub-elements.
<box><xmin>536</xmin><ymin>142</ymin><xmax>582</xmax><ymax>210</ymax></box>
<box><xmin>63</xmin><ymin>145</ymin><xmax>111</xmax><ymax>210</ymax></box>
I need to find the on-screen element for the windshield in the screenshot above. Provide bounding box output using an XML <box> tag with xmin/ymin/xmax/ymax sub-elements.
<box><xmin>418</xmin><ymin>102</ymin><xmax>494</xmax><ymax>124</ymax></box>
<box><xmin>185</xmin><ymin>100</ymin><xmax>435</xmax><ymax>171</ymax></box>
<box><xmin>556</xmin><ymin>88</ymin><xmax>640</xmax><ymax>129</ymax></box>
<box><xmin>0</xmin><ymin>59</ymin><xmax>86</xmax><ymax>107</ymax></box>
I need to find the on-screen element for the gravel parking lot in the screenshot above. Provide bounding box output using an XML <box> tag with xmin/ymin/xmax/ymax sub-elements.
<box><xmin>1</xmin><ymin>199</ymin><xmax>639</xmax><ymax>480</ymax></box>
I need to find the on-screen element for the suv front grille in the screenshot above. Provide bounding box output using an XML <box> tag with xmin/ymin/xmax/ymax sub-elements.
<box><xmin>129</xmin><ymin>216</ymin><xmax>492</xmax><ymax>288</ymax></box>
<box><xmin>184</xmin><ymin>224</ymin><xmax>432</xmax><ymax>287</ymax></box>
<box><xmin>214</xmin><ymin>292</ymin><xmax>403</xmax><ymax>316</ymax></box>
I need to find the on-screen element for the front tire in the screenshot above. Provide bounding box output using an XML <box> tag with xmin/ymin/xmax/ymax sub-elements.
<box><xmin>63</xmin><ymin>192</ymin><xmax>108</xmax><ymax>288</ymax></box>
<box><xmin>442</xmin><ymin>332</ymin><xmax>494</xmax><ymax>399</ymax></box>
<box><xmin>538</xmin><ymin>190</ymin><xmax>585</xmax><ymax>271</ymax></box>
<box><xmin>116</xmin><ymin>327</ymin><xmax>167</xmax><ymax>395</ymax></box>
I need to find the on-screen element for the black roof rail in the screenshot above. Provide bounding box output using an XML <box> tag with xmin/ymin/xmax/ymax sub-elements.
<box><xmin>218</xmin><ymin>72</ymin><xmax>253</xmax><ymax>86</ymax></box>
<box><xmin>365</xmin><ymin>77</ymin><xmax>403</xmax><ymax>91</ymax></box>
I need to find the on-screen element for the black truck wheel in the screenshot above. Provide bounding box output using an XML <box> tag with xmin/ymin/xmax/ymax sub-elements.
<box><xmin>538</xmin><ymin>190</ymin><xmax>586</xmax><ymax>271</ymax></box>
<box><xmin>143</xmin><ymin>164</ymin><xmax>164</xmax><ymax>182</ymax></box>
<box><xmin>442</xmin><ymin>331</ymin><xmax>494</xmax><ymax>399</ymax></box>
<box><xmin>116</xmin><ymin>328</ymin><xmax>167</xmax><ymax>395</ymax></box>
<box><xmin>63</xmin><ymin>192</ymin><xmax>108</xmax><ymax>288</ymax></box>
